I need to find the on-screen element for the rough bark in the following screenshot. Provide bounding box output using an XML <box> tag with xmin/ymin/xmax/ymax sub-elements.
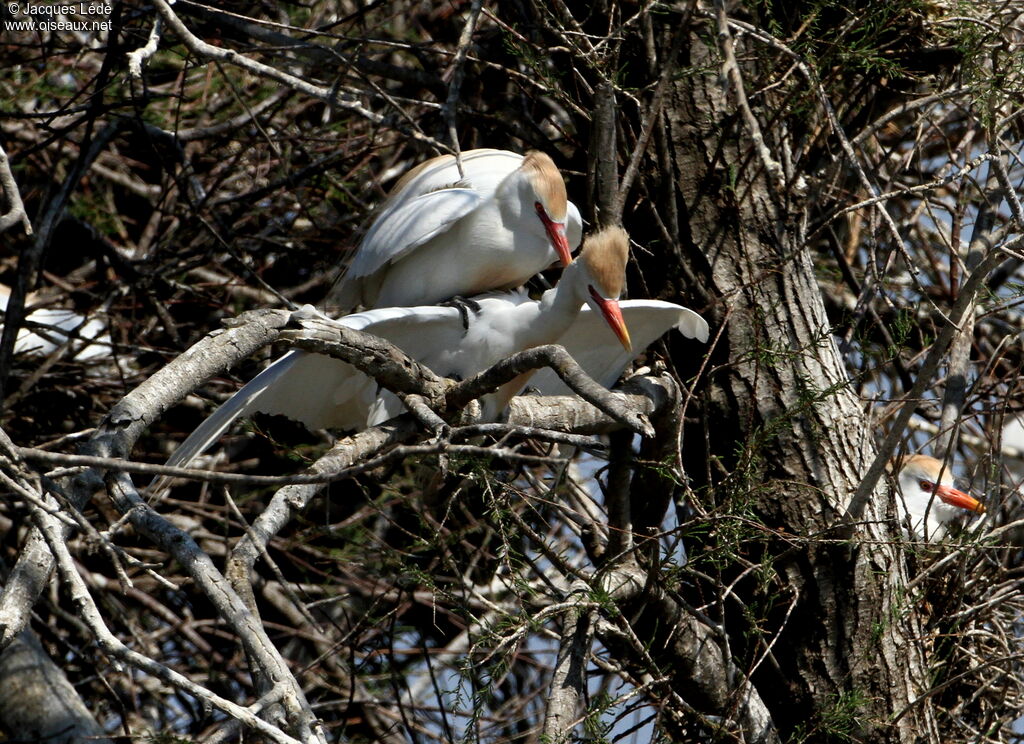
<box><xmin>0</xmin><ymin>628</ymin><xmax>110</xmax><ymax>743</ymax></box>
<box><xmin>642</xmin><ymin>21</ymin><xmax>936</xmax><ymax>742</ymax></box>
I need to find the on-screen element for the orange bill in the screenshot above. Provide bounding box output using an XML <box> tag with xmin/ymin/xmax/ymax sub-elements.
<box><xmin>936</xmin><ymin>484</ymin><xmax>985</xmax><ymax>513</ymax></box>
<box><xmin>589</xmin><ymin>287</ymin><xmax>632</xmax><ymax>352</ymax></box>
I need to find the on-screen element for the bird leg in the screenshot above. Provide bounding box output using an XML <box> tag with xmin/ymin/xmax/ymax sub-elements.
<box><xmin>439</xmin><ymin>295</ymin><xmax>483</xmax><ymax>330</ymax></box>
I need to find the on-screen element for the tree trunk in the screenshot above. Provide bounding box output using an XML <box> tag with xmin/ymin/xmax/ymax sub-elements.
<box><xmin>634</xmin><ymin>21</ymin><xmax>939</xmax><ymax>742</ymax></box>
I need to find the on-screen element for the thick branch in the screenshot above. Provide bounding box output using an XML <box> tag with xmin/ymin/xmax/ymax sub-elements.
<box><xmin>280</xmin><ymin>317</ymin><xmax>450</xmax><ymax>402</ymax></box>
<box><xmin>591</xmin><ymin>81</ymin><xmax>619</xmax><ymax>226</ymax></box>
<box><xmin>448</xmin><ymin>344</ymin><xmax>656</xmax><ymax>437</ymax></box>
<box><xmin>541</xmin><ymin>583</ymin><xmax>596</xmax><ymax>744</ymax></box>
<box><xmin>0</xmin><ymin>629</ymin><xmax>111</xmax><ymax>744</ymax></box>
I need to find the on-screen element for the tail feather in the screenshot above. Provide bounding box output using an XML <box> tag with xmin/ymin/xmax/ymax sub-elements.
<box><xmin>163</xmin><ymin>351</ymin><xmax>305</xmax><ymax>473</ymax></box>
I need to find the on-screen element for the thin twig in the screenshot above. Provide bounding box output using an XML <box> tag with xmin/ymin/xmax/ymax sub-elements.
<box><xmin>713</xmin><ymin>1</ymin><xmax>785</xmax><ymax>194</ymax></box>
<box><xmin>149</xmin><ymin>0</ymin><xmax>447</xmax><ymax>150</ymax></box>
<box><xmin>442</xmin><ymin>0</ymin><xmax>484</xmax><ymax>177</ymax></box>
<box><xmin>844</xmin><ymin>244</ymin><xmax>1011</xmax><ymax>528</ymax></box>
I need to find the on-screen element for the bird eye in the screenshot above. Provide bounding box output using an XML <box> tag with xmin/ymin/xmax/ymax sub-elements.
<box><xmin>919</xmin><ymin>480</ymin><xmax>933</xmax><ymax>492</ymax></box>
<box><xmin>534</xmin><ymin>201</ymin><xmax>545</xmax><ymax>216</ymax></box>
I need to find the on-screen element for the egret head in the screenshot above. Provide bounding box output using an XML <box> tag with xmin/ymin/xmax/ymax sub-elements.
<box><xmin>580</xmin><ymin>225</ymin><xmax>632</xmax><ymax>352</ymax></box>
<box><xmin>521</xmin><ymin>150</ymin><xmax>574</xmax><ymax>267</ymax></box>
<box><xmin>893</xmin><ymin>454</ymin><xmax>984</xmax><ymax>540</ymax></box>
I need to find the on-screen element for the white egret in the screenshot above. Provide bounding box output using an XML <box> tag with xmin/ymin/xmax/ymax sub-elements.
<box><xmin>166</xmin><ymin>226</ymin><xmax>670</xmax><ymax>471</ymax></box>
<box><xmin>894</xmin><ymin>454</ymin><xmax>985</xmax><ymax>540</ymax></box>
<box><xmin>331</xmin><ymin>149</ymin><xmax>583</xmax><ymax>310</ymax></box>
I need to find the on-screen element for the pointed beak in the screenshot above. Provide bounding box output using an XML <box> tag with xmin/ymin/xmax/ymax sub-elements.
<box><xmin>588</xmin><ymin>287</ymin><xmax>631</xmax><ymax>352</ymax></box>
<box><xmin>936</xmin><ymin>484</ymin><xmax>986</xmax><ymax>513</ymax></box>
<box><xmin>536</xmin><ymin>206</ymin><xmax>573</xmax><ymax>267</ymax></box>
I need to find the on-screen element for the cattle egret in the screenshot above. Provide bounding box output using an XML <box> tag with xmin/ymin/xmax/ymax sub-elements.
<box><xmin>894</xmin><ymin>454</ymin><xmax>985</xmax><ymax>541</ymax></box>
<box><xmin>165</xmin><ymin>226</ymin><xmax>659</xmax><ymax>471</ymax></box>
<box><xmin>527</xmin><ymin>300</ymin><xmax>709</xmax><ymax>395</ymax></box>
<box><xmin>331</xmin><ymin>149</ymin><xmax>583</xmax><ymax>310</ymax></box>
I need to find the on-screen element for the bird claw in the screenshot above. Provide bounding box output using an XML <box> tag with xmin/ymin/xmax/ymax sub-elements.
<box><xmin>440</xmin><ymin>296</ymin><xmax>483</xmax><ymax>330</ymax></box>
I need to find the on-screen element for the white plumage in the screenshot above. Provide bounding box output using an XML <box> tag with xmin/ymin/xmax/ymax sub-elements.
<box><xmin>894</xmin><ymin>454</ymin><xmax>985</xmax><ymax>541</ymax></box>
<box><xmin>332</xmin><ymin>149</ymin><xmax>583</xmax><ymax>310</ymax></box>
<box><xmin>0</xmin><ymin>285</ymin><xmax>109</xmax><ymax>362</ymax></box>
<box><xmin>528</xmin><ymin>300</ymin><xmax>708</xmax><ymax>394</ymax></box>
<box><xmin>166</xmin><ymin>226</ymin><xmax>665</xmax><ymax>471</ymax></box>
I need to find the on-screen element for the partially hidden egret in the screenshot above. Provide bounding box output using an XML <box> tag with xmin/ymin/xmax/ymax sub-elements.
<box><xmin>0</xmin><ymin>284</ymin><xmax>109</xmax><ymax>361</ymax></box>
<box><xmin>893</xmin><ymin>454</ymin><xmax>985</xmax><ymax>541</ymax></box>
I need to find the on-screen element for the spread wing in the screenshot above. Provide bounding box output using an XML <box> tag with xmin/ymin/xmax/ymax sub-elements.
<box><xmin>529</xmin><ymin>300</ymin><xmax>709</xmax><ymax>394</ymax></box>
<box><xmin>162</xmin><ymin>305</ymin><xmax>471</xmax><ymax>473</ymax></box>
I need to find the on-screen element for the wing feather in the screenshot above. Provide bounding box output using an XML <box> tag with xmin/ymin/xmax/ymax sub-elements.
<box><xmin>162</xmin><ymin>305</ymin><xmax>471</xmax><ymax>473</ymax></box>
<box><xmin>164</xmin><ymin>351</ymin><xmax>306</xmax><ymax>472</ymax></box>
<box><xmin>347</xmin><ymin>188</ymin><xmax>482</xmax><ymax>280</ymax></box>
<box><xmin>347</xmin><ymin>150</ymin><xmax>525</xmax><ymax>280</ymax></box>
<box><xmin>529</xmin><ymin>300</ymin><xmax>709</xmax><ymax>394</ymax></box>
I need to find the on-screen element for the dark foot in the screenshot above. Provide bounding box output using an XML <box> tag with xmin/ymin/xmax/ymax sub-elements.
<box><xmin>441</xmin><ymin>295</ymin><xmax>483</xmax><ymax>330</ymax></box>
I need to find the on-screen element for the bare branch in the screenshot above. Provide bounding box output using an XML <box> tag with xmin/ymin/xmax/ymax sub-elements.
<box><xmin>126</xmin><ymin>15</ymin><xmax>162</xmax><ymax>79</ymax></box>
<box><xmin>443</xmin><ymin>0</ymin><xmax>484</xmax><ymax>171</ymax></box>
<box><xmin>713</xmin><ymin>0</ymin><xmax>785</xmax><ymax>194</ymax></box>
<box><xmin>148</xmin><ymin>0</ymin><xmax>448</xmax><ymax>150</ymax></box>
<box><xmin>0</xmin><ymin>143</ymin><xmax>32</xmax><ymax>235</ymax></box>
<box><xmin>846</xmin><ymin>243</ymin><xmax>1011</xmax><ymax>526</ymax></box>
<box><xmin>28</xmin><ymin>484</ymin><xmax>310</xmax><ymax>744</ymax></box>
<box><xmin>541</xmin><ymin>582</ymin><xmax>596</xmax><ymax>744</ymax></box>
<box><xmin>448</xmin><ymin>344</ymin><xmax>657</xmax><ymax>437</ymax></box>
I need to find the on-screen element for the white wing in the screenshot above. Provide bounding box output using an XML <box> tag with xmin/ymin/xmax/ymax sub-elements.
<box><xmin>345</xmin><ymin>150</ymin><xmax>524</xmax><ymax>280</ymax></box>
<box><xmin>346</xmin><ymin>188</ymin><xmax>482</xmax><ymax>280</ymax></box>
<box><xmin>529</xmin><ymin>300</ymin><xmax>709</xmax><ymax>394</ymax></box>
<box><xmin>163</xmin><ymin>304</ymin><xmax>473</xmax><ymax>471</ymax></box>
<box><xmin>164</xmin><ymin>350</ymin><xmax>308</xmax><ymax>471</ymax></box>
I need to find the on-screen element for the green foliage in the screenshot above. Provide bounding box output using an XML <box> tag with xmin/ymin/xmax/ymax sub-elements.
<box><xmin>789</xmin><ymin>688</ymin><xmax>871</xmax><ymax>743</ymax></box>
<box><xmin>934</xmin><ymin>5</ymin><xmax>1024</xmax><ymax>126</ymax></box>
<box><xmin>582</xmin><ymin>693</ymin><xmax>616</xmax><ymax>744</ymax></box>
<box><xmin>887</xmin><ymin>307</ymin><xmax>914</xmax><ymax>357</ymax></box>
<box><xmin>141</xmin><ymin>734</ymin><xmax>195</xmax><ymax>744</ymax></box>
<box><xmin>755</xmin><ymin>0</ymin><xmax>930</xmax><ymax>79</ymax></box>
<box><xmin>68</xmin><ymin>192</ymin><xmax>126</xmax><ymax>239</ymax></box>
